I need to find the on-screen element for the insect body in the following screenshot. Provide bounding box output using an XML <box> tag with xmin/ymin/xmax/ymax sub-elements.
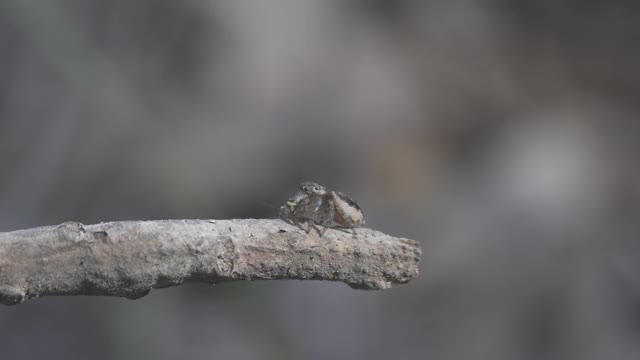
<box><xmin>330</xmin><ymin>191</ymin><xmax>365</xmax><ymax>234</ymax></box>
<box><xmin>280</xmin><ymin>182</ymin><xmax>364</xmax><ymax>236</ymax></box>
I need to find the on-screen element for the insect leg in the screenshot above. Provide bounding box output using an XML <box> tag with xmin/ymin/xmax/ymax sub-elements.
<box><xmin>318</xmin><ymin>198</ymin><xmax>335</xmax><ymax>237</ymax></box>
<box><xmin>308</xmin><ymin>221</ymin><xmax>321</xmax><ymax>234</ymax></box>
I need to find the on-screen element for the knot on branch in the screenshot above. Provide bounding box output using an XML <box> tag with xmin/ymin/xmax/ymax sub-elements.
<box><xmin>57</xmin><ymin>221</ymin><xmax>87</xmax><ymax>242</ymax></box>
<box><xmin>216</xmin><ymin>236</ymin><xmax>236</xmax><ymax>276</ymax></box>
<box><xmin>0</xmin><ymin>285</ymin><xmax>26</xmax><ymax>306</ymax></box>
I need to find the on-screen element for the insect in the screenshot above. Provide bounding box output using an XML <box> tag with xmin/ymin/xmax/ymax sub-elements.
<box><xmin>280</xmin><ymin>182</ymin><xmax>364</xmax><ymax>236</ymax></box>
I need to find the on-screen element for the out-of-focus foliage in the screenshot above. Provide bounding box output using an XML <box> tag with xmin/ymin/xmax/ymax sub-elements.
<box><xmin>1</xmin><ymin>1</ymin><xmax>640</xmax><ymax>359</ymax></box>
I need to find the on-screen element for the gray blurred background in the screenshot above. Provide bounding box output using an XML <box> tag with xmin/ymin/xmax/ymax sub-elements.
<box><xmin>1</xmin><ymin>1</ymin><xmax>640</xmax><ymax>359</ymax></box>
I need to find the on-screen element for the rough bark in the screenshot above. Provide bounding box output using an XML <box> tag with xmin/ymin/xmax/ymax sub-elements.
<box><xmin>0</xmin><ymin>219</ymin><xmax>421</xmax><ymax>305</ymax></box>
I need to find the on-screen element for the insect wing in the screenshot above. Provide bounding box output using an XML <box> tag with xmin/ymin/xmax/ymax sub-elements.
<box><xmin>333</xmin><ymin>192</ymin><xmax>362</xmax><ymax>211</ymax></box>
<box><xmin>331</xmin><ymin>191</ymin><xmax>364</xmax><ymax>227</ymax></box>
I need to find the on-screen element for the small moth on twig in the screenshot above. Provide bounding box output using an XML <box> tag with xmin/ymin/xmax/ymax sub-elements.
<box><xmin>280</xmin><ymin>182</ymin><xmax>365</xmax><ymax>236</ymax></box>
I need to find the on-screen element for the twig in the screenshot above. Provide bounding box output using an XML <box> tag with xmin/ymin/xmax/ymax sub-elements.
<box><xmin>0</xmin><ymin>219</ymin><xmax>421</xmax><ymax>305</ymax></box>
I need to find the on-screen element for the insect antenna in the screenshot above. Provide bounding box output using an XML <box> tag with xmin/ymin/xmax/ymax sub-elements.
<box><xmin>258</xmin><ymin>201</ymin><xmax>286</xmax><ymax>219</ymax></box>
<box><xmin>260</xmin><ymin>201</ymin><xmax>280</xmax><ymax>210</ymax></box>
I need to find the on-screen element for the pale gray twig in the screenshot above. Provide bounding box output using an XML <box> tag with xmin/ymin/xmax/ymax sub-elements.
<box><xmin>0</xmin><ymin>219</ymin><xmax>421</xmax><ymax>305</ymax></box>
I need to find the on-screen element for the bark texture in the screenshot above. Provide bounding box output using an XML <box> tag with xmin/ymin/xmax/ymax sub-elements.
<box><xmin>0</xmin><ymin>219</ymin><xmax>421</xmax><ymax>305</ymax></box>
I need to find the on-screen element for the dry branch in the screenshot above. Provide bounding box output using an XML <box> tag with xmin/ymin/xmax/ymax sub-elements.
<box><xmin>0</xmin><ymin>219</ymin><xmax>421</xmax><ymax>305</ymax></box>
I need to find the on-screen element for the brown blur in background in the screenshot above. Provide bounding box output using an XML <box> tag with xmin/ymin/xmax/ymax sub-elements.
<box><xmin>1</xmin><ymin>1</ymin><xmax>640</xmax><ymax>359</ymax></box>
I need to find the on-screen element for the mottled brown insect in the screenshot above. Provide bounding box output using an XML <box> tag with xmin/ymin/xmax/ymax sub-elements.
<box><xmin>330</xmin><ymin>190</ymin><xmax>365</xmax><ymax>233</ymax></box>
<box><xmin>280</xmin><ymin>182</ymin><xmax>364</xmax><ymax>236</ymax></box>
